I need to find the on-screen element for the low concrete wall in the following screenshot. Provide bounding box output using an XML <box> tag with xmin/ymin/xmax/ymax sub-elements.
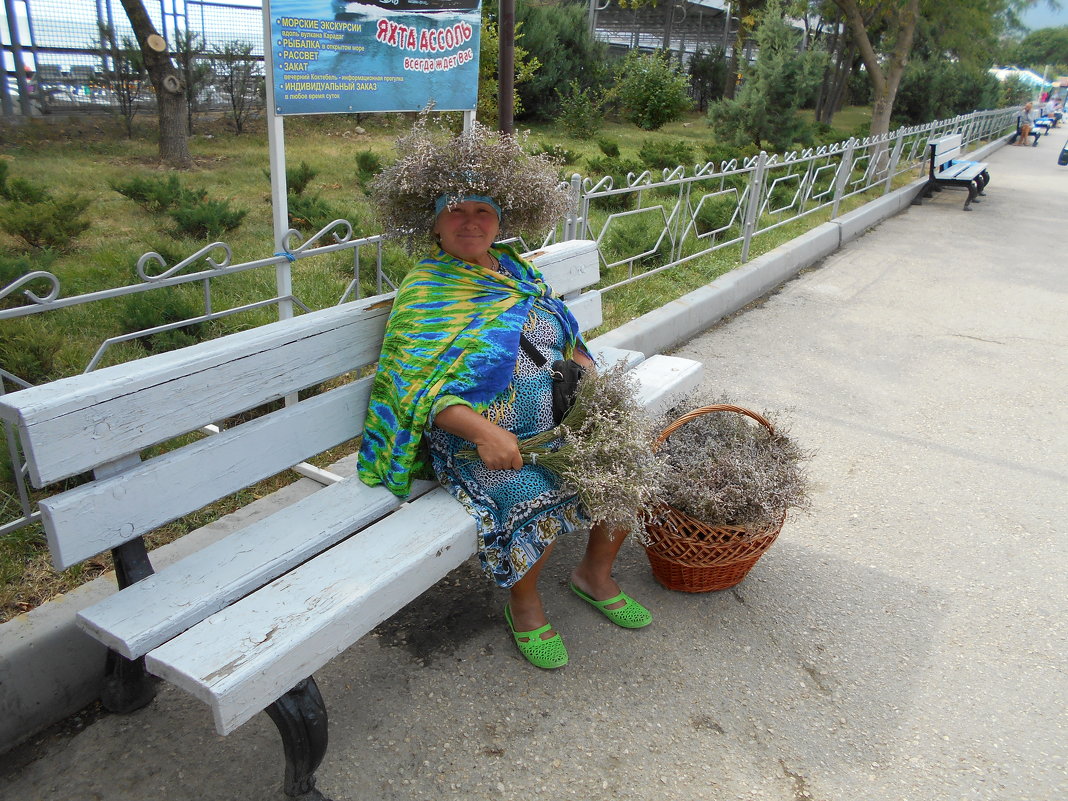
<box><xmin>0</xmin><ymin>135</ymin><xmax>1006</xmax><ymax>754</ymax></box>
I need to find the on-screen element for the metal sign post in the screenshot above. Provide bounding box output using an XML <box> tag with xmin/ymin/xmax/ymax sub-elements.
<box><xmin>262</xmin><ymin>0</ymin><xmax>292</xmax><ymax>322</ymax></box>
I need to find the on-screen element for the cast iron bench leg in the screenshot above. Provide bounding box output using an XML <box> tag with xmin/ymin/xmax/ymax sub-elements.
<box><xmin>101</xmin><ymin>539</ymin><xmax>158</xmax><ymax>713</ymax></box>
<box><xmin>963</xmin><ymin>182</ymin><xmax>977</xmax><ymax>211</ymax></box>
<box><xmin>266</xmin><ymin>677</ymin><xmax>332</xmax><ymax>800</ymax></box>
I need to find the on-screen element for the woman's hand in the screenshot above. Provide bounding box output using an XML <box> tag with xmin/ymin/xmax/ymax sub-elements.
<box><xmin>434</xmin><ymin>404</ymin><xmax>523</xmax><ymax>471</ymax></box>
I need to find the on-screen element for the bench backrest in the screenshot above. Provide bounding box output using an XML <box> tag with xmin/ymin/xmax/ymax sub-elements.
<box><xmin>929</xmin><ymin>133</ymin><xmax>963</xmax><ymax>169</ymax></box>
<box><xmin>0</xmin><ymin>240</ymin><xmax>601</xmax><ymax>570</ymax></box>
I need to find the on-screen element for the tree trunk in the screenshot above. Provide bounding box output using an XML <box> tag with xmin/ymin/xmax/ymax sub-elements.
<box><xmin>833</xmin><ymin>0</ymin><xmax>920</xmax><ymax>139</ymax></box>
<box><xmin>118</xmin><ymin>0</ymin><xmax>192</xmax><ymax>168</ymax></box>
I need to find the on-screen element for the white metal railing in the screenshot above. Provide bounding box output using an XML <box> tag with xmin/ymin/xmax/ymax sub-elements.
<box><xmin>0</xmin><ymin>107</ymin><xmax>1018</xmax><ymax>536</ymax></box>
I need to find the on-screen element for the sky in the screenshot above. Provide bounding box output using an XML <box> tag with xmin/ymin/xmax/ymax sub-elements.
<box><xmin>1020</xmin><ymin>3</ymin><xmax>1068</xmax><ymax>30</ymax></box>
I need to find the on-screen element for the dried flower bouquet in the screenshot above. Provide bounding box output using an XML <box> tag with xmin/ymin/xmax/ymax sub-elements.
<box><xmin>460</xmin><ymin>361</ymin><xmax>660</xmax><ymax>537</ymax></box>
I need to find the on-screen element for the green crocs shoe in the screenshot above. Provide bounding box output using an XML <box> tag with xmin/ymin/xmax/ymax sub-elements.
<box><xmin>504</xmin><ymin>605</ymin><xmax>568</xmax><ymax>669</ymax></box>
<box><xmin>569</xmin><ymin>582</ymin><xmax>652</xmax><ymax>629</ymax></box>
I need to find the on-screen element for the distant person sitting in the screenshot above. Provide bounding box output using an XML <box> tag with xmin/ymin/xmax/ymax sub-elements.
<box><xmin>1016</xmin><ymin>102</ymin><xmax>1034</xmax><ymax>147</ymax></box>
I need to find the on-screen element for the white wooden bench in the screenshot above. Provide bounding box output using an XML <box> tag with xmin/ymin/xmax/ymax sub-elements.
<box><xmin>0</xmin><ymin>239</ymin><xmax>702</xmax><ymax>801</ymax></box>
<box><xmin>915</xmin><ymin>133</ymin><xmax>990</xmax><ymax>211</ymax></box>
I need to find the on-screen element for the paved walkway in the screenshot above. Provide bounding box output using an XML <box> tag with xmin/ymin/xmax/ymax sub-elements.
<box><xmin>2</xmin><ymin>136</ymin><xmax>1066</xmax><ymax>801</ymax></box>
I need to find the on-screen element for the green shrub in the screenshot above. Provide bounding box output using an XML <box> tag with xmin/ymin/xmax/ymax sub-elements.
<box><xmin>111</xmin><ymin>174</ymin><xmax>206</xmax><ymax>213</ymax></box>
<box><xmin>596</xmin><ymin>138</ymin><xmax>620</xmax><ymax>158</ymax></box>
<box><xmin>532</xmin><ymin>142</ymin><xmax>579</xmax><ymax>165</ymax></box>
<box><xmin>693</xmin><ymin>193</ymin><xmax>741</xmax><ymax>234</ymax></box>
<box><xmin>611</xmin><ymin>49</ymin><xmax>692</xmax><ymax>131</ymax></box>
<box><xmin>0</xmin><ymin>194</ymin><xmax>91</xmax><ymax>250</ymax></box>
<box><xmin>168</xmin><ymin>198</ymin><xmax>248</xmax><ymax>239</ymax></box>
<box><xmin>584</xmin><ymin>154</ymin><xmax>645</xmax><ymax>211</ymax></box>
<box><xmin>120</xmin><ymin>288</ymin><xmax>209</xmax><ymax>354</ymax></box>
<box><xmin>0</xmin><ymin>320</ymin><xmax>72</xmax><ymax>384</ymax></box>
<box><xmin>638</xmin><ymin>139</ymin><xmax>695</xmax><ymax>170</ymax></box>
<box><xmin>600</xmin><ymin>211</ymin><xmax>670</xmax><ymax>268</ymax></box>
<box><xmin>264</xmin><ymin>161</ymin><xmax>318</xmax><ymax>195</ymax></box>
<box><xmin>288</xmin><ymin>192</ymin><xmax>343</xmax><ymax>233</ymax></box>
<box><xmin>4</xmin><ymin>178</ymin><xmax>51</xmax><ymax>205</ymax></box>
<box><xmin>0</xmin><ymin>252</ymin><xmax>57</xmax><ymax>308</ymax></box>
<box><xmin>554</xmin><ymin>80</ymin><xmax>604</xmax><ymax>138</ymax></box>
<box><xmin>355</xmin><ymin>150</ymin><xmax>382</xmax><ymax>193</ymax></box>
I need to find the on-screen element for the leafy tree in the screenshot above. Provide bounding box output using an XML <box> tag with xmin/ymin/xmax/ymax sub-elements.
<box><xmin>610</xmin><ymin>49</ymin><xmax>692</xmax><ymax>130</ymax></box>
<box><xmin>893</xmin><ymin>59</ymin><xmax>1001</xmax><ymax>125</ymax></box>
<box><xmin>1008</xmin><ymin>26</ymin><xmax>1068</xmax><ymax>67</ymax></box>
<box><xmin>118</xmin><ymin>0</ymin><xmax>192</xmax><ymax>168</ymax></box>
<box><xmin>708</xmin><ymin>1</ymin><xmax>826</xmax><ymax>151</ymax></box>
<box><xmin>97</xmin><ymin>23</ymin><xmax>146</xmax><ymax>138</ymax></box>
<box><xmin>478</xmin><ymin>17</ymin><xmax>540</xmax><ymax>124</ymax></box>
<box><xmin>723</xmin><ymin>0</ymin><xmax>768</xmax><ymax>99</ymax></box>
<box><xmin>514</xmin><ymin>0</ymin><xmax>608</xmax><ymax>120</ymax></box>
<box><xmin>689</xmin><ymin>47</ymin><xmax>728</xmax><ymax>112</ymax></box>
<box><xmin>554</xmin><ymin>79</ymin><xmax>605</xmax><ymax>138</ymax></box>
<box><xmin>210</xmin><ymin>41</ymin><xmax>263</xmax><ymax>134</ymax></box>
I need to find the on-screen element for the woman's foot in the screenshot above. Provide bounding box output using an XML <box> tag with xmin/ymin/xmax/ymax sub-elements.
<box><xmin>505</xmin><ymin>605</ymin><xmax>568</xmax><ymax>669</ymax></box>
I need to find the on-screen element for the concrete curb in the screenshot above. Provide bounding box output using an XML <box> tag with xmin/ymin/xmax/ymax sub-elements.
<box><xmin>0</xmin><ymin>136</ymin><xmax>1007</xmax><ymax>754</ymax></box>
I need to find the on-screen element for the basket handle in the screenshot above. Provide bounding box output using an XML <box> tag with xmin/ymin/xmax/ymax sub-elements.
<box><xmin>654</xmin><ymin>404</ymin><xmax>775</xmax><ymax>451</ymax></box>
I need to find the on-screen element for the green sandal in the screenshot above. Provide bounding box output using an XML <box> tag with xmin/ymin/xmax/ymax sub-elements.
<box><xmin>504</xmin><ymin>605</ymin><xmax>568</xmax><ymax>669</ymax></box>
<box><xmin>569</xmin><ymin>582</ymin><xmax>652</xmax><ymax>629</ymax></box>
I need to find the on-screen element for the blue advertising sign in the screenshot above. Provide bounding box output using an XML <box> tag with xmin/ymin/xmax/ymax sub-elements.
<box><xmin>268</xmin><ymin>0</ymin><xmax>482</xmax><ymax>115</ymax></box>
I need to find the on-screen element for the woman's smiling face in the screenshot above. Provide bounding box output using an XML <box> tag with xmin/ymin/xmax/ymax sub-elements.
<box><xmin>432</xmin><ymin>201</ymin><xmax>501</xmax><ymax>266</ymax></box>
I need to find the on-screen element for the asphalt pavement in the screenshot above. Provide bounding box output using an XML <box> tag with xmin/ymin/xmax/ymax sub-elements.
<box><xmin>1</xmin><ymin>135</ymin><xmax>1065</xmax><ymax>801</ymax></box>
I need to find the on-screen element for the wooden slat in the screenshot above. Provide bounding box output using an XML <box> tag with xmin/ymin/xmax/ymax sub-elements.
<box><xmin>524</xmin><ymin>240</ymin><xmax>600</xmax><ymax>296</ymax></box>
<box><xmin>566</xmin><ymin>290</ymin><xmax>602</xmax><ymax>333</ymax></box>
<box><xmin>41</xmin><ymin>378</ymin><xmax>373</xmax><ymax>569</ymax></box>
<box><xmin>144</xmin><ymin>487</ymin><xmax>477</xmax><ymax>735</ymax></box>
<box><xmin>0</xmin><ymin>298</ymin><xmax>393</xmax><ymax>486</ymax></box>
<box><xmin>77</xmin><ymin>477</ymin><xmax>438</xmax><ymax>659</ymax></box>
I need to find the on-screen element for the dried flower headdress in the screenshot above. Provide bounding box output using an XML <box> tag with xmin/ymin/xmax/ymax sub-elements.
<box><xmin>370</xmin><ymin>109</ymin><xmax>572</xmax><ymax>249</ymax></box>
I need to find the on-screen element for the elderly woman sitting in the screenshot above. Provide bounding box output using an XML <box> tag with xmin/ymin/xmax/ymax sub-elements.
<box><xmin>357</xmin><ymin>116</ymin><xmax>651</xmax><ymax>670</ymax></box>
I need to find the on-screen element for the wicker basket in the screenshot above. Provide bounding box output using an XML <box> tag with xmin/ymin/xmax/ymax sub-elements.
<box><xmin>643</xmin><ymin>404</ymin><xmax>786</xmax><ymax>593</ymax></box>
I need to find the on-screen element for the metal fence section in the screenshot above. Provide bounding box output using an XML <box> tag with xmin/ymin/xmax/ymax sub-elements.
<box><xmin>1</xmin><ymin>0</ymin><xmax>263</xmax><ymax>116</ymax></box>
<box><xmin>0</xmin><ymin>107</ymin><xmax>1017</xmax><ymax>536</ymax></box>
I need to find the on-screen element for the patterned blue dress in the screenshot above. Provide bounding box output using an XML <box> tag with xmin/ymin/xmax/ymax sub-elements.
<box><xmin>425</xmin><ymin>262</ymin><xmax>589</xmax><ymax>588</ymax></box>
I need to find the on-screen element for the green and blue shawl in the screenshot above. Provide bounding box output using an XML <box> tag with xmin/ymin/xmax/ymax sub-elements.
<box><xmin>357</xmin><ymin>243</ymin><xmax>586</xmax><ymax>497</ymax></box>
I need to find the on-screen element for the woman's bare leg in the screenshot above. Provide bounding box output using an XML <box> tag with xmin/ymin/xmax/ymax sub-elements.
<box><xmin>570</xmin><ymin>523</ymin><xmax>629</xmax><ymax>610</ymax></box>
<box><xmin>507</xmin><ymin>542</ymin><xmax>556</xmax><ymax>638</ymax></box>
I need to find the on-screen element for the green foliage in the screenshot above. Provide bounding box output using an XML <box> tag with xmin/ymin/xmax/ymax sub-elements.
<box><xmin>998</xmin><ymin>75</ymin><xmax>1033</xmax><ymax>107</ymax></box>
<box><xmin>211</xmin><ymin>40</ymin><xmax>263</xmax><ymax>134</ymax></box>
<box><xmin>689</xmin><ymin>47</ymin><xmax>728</xmax><ymax>112</ymax></box>
<box><xmin>287</xmin><ymin>192</ymin><xmax>343</xmax><ymax>233</ymax></box>
<box><xmin>701</xmin><ymin>141</ymin><xmax>758</xmax><ymax>166</ymax></box>
<box><xmin>611</xmin><ymin>50</ymin><xmax>692</xmax><ymax>131</ymax></box>
<box><xmin>263</xmin><ymin>161</ymin><xmax>318</xmax><ymax>196</ymax></box>
<box><xmin>0</xmin><ymin>185</ymin><xmax>91</xmax><ymax>250</ymax></box>
<box><xmin>531</xmin><ymin>142</ymin><xmax>579</xmax><ymax>165</ymax></box>
<box><xmin>0</xmin><ymin>251</ymin><xmax>56</xmax><ymax>308</ymax></box>
<box><xmin>892</xmin><ymin>60</ymin><xmax>1001</xmax><ymax>126</ymax></box>
<box><xmin>597</xmin><ymin>138</ymin><xmax>620</xmax><ymax>158</ymax></box>
<box><xmin>693</xmin><ymin>193</ymin><xmax>740</xmax><ymax>235</ymax></box>
<box><xmin>110</xmin><ymin>174</ymin><xmax>207</xmax><ymax>212</ymax></box>
<box><xmin>1007</xmin><ymin>26</ymin><xmax>1068</xmax><ymax>68</ymax></box>
<box><xmin>707</xmin><ymin>0</ymin><xmax>826</xmax><ymax>151</ymax></box>
<box><xmin>0</xmin><ymin>320</ymin><xmax>72</xmax><ymax>384</ymax></box>
<box><xmin>638</xmin><ymin>139</ymin><xmax>695</xmax><ymax>170</ymax></box>
<box><xmin>355</xmin><ymin>150</ymin><xmax>382</xmax><ymax>193</ymax></box>
<box><xmin>168</xmin><ymin>198</ymin><xmax>248</xmax><ymax>238</ymax></box>
<box><xmin>554</xmin><ymin>80</ymin><xmax>605</xmax><ymax>138</ymax></box>
<box><xmin>120</xmin><ymin>288</ymin><xmax>209</xmax><ymax>354</ymax></box>
<box><xmin>477</xmin><ymin>17</ymin><xmax>540</xmax><ymax>124</ymax></box>
<box><xmin>4</xmin><ymin>177</ymin><xmax>50</xmax><ymax>205</ymax></box>
<box><xmin>601</xmin><ymin>211</ymin><xmax>670</xmax><ymax>268</ymax></box>
<box><xmin>584</xmin><ymin>154</ymin><xmax>644</xmax><ymax>211</ymax></box>
<box><xmin>515</xmin><ymin>1</ymin><xmax>609</xmax><ymax>121</ymax></box>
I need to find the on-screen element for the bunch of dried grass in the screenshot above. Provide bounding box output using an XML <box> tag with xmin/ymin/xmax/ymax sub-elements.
<box><xmin>371</xmin><ymin>109</ymin><xmax>572</xmax><ymax>249</ymax></box>
<box><xmin>459</xmin><ymin>361</ymin><xmax>659</xmax><ymax>536</ymax></box>
<box><xmin>654</xmin><ymin>398</ymin><xmax>812</xmax><ymax>532</ymax></box>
